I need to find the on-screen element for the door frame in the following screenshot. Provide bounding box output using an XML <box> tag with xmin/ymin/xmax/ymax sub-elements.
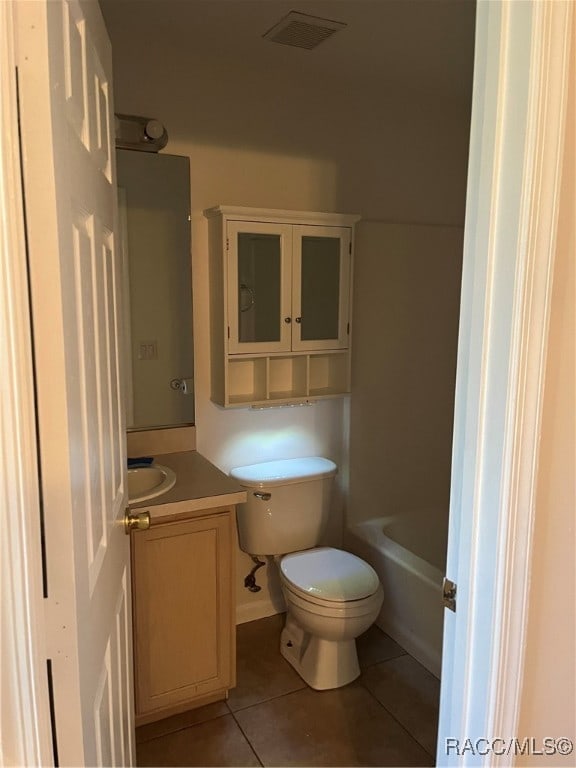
<box><xmin>0</xmin><ymin>0</ymin><xmax>571</xmax><ymax>763</ymax></box>
<box><xmin>0</xmin><ymin>1</ymin><xmax>53</xmax><ymax>765</ymax></box>
<box><xmin>437</xmin><ymin>1</ymin><xmax>573</xmax><ymax>765</ymax></box>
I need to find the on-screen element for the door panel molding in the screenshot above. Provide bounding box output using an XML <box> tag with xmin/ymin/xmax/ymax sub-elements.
<box><xmin>15</xmin><ymin>0</ymin><xmax>134</xmax><ymax>763</ymax></box>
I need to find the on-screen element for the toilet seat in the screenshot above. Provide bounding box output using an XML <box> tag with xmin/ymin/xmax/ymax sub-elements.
<box><xmin>281</xmin><ymin>578</ymin><xmax>384</xmax><ymax>618</ymax></box>
<box><xmin>280</xmin><ymin>546</ymin><xmax>380</xmax><ymax>606</ymax></box>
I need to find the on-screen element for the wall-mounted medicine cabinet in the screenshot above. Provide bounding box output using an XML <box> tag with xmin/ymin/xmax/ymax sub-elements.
<box><xmin>205</xmin><ymin>206</ymin><xmax>359</xmax><ymax>407</ymax></box>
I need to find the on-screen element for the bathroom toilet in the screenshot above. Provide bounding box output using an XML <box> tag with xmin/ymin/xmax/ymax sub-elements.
<box><xmin>230</xmin><ymin>457</ymin><xmax>383</xmax><ymax>690</ymax></box>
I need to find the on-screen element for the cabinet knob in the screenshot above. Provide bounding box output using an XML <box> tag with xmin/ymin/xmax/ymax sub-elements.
<box><xmin>284</xmin><ymin>317</ymin><xmax>292</xmax><ymax>323</ymax></box>
<box><xmin>295</xmin><ymin>317</ymin><xmax>302</xmax><ymax>324</ymax></box>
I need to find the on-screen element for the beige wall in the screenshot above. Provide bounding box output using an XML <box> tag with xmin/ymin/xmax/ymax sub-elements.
<box><xmin>104</xmin><ymin>6</ymin><xmax>471</xmax><ymax>617</ymax></box>
<box><xmin>517</xmin><ymin>28</ymin><xmax>575</xmax><ymax>761</ymax></box>
<box><xmin>349</xmin><ymin>221</ymin><xmax>463</xmax><ymax>570</ymax></box>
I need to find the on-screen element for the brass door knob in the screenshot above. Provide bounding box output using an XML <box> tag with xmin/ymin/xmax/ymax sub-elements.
<box><xmin>124</xmin><ymin>509</ymin><xmax>151</xmax><ymax>534</ymax></box>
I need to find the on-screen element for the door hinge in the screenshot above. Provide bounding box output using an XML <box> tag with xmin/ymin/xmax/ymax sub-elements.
<box><xmin>227</xmin><ymin>326</ymin><xmax>230</xmax><ymax>339</ymax></box>
<box><xmin>347</xmin><ymin>322</ymin><xmax>350</xmax><ymax>335</ymax></box>
<box><xmin>226</xmin><ymin>237</ymin><xmax>229</xmax><ymax>251</ymax></box>
<box><xmin>349</xmin><ymin>241</ymin><xmax>352</xmax><ymax>255</ymax></box>
<box><xmin>443</xmin><ymin>577</ymin><xmax>457</xmax><ymax>612</ymax></box>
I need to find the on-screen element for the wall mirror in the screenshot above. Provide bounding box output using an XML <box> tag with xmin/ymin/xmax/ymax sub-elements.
<box><xmin>117</xmin><ymin>150</ymin><xmax>194</xmax><ymax>429</ymax></box>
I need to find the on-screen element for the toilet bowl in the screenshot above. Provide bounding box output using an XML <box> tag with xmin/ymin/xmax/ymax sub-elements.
<box><xmin>278</xmin><ymin>546</ymin><xmax>383</xmax><ymax>689</ymax></box>
<box><xmin>230</xmin><ymin>457</ymin><xmax>384</xmax><ymax>690</ymax></box>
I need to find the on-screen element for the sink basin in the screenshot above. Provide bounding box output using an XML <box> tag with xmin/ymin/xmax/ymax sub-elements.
<box><xmin>128</xmin><ymin>464</ymin><xmax>176</xmax><ymax>503</ymax></box>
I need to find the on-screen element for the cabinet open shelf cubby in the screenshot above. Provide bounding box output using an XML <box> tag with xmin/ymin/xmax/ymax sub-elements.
<box><xmin>309</xmin><ymin>353</ymin><xmax>350</xmax><ymax>396</ymax></box>
<box><xmin>269</xmin><ymin>356</ymin><xmax>308</xmax><ymax>401</ymax></box>
<box><xmin>224</xmin><ymin>351</ymin><xmax>350</xmax><ymax>407</ymax></box>
<box><xmin>228</xmin><ymin>357</ymin><xmax>267</xmax><ymax>404</ymax></box>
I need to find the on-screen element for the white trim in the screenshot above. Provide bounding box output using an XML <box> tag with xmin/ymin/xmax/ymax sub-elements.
<box><xmin>0</xmin><ymin>2</ymin><xmax>53</xmax><ymax>765</ymax></box>
<box><xmin>236</xmin><ymin>594</ymin><xmax>285</xmax><ymax>626</ymax></box>
<box><xmin>205</xmin><ymin>205</ymin><xmax>361</xmax><ymax>228</ymax></box>
<box><xmin>437</xmin><ymin>1</ymin><xmax>573</xmax><ymax>764</ymax></box>
<box><xmin>488</xmin><ymin>1</ymin><xmax>573</xmax><ymax>749</ymax></box>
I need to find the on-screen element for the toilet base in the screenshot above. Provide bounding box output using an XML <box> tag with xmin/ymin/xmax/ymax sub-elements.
<box><xmin>280</xmin><ymin>614</ymin><xmax>360</xmax><ymax>690</ymax></box>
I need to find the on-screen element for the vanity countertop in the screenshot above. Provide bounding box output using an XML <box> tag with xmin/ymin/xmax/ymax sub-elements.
<box><xmin>130</xmin><ymin>450</ymin><xmax>246</xmax><ymax>521</ymax></box>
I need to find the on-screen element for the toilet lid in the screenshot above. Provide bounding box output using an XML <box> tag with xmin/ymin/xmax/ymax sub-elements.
<box><xmin>280</xmin><ymin>547</ymin><xmax>380</xmax><ymax>602</ymax></box>
<box><xmin>230</xmin><ymin>457</ymin><xmax>337</xmax><ymax>489</ymax></box>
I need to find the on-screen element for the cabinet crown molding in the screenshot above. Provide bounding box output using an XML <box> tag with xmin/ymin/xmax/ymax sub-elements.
<box><xmin>204</xmin><ymin>205</ymin><xmax>360</xmax><ymax>228</ymax></box>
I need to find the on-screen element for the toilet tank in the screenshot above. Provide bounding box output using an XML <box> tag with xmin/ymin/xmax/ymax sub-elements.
<box><xmin>229</xmin><ymin>457</ymin><xmax>337</xmax><ymax>556</ymax></box>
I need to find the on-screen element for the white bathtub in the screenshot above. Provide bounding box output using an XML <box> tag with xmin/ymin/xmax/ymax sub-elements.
<box><xmin>346</xmin><ymin>516</ymin><xmax>444</xmax><ymax>677</ymax></box>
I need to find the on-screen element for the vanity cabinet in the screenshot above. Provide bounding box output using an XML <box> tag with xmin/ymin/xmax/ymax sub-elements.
<box><xmin>206</xmin><ymin>206</ymin><xmax>360</xmax><ymax>407</ymax></box>
<box><xmin>131</xmin><ymin>506</ymin><xmax>235</xmax><ymax>725</ymax></box>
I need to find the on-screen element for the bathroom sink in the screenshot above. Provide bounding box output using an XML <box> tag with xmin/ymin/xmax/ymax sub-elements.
<box><xmin>127</xmin><ymin>464</ymin><xmax>176</xmax><ymax>503</ymax></box>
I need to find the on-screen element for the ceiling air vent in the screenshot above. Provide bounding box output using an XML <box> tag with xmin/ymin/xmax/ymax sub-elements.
<box><xmin>263</xmin><ymin>11</ymin><xmax>347</xmax><ymax>51</ymax></box>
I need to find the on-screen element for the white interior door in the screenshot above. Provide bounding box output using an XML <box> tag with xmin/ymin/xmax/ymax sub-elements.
<box><xmin>437</xmin><ymin>2</ymin><xmax>573</xmax><ymax>764</ymax></box>
<box><xmin>16</xmin><ymin>1</ymin><xmax>134</xmax><ymax>765</ymax></box>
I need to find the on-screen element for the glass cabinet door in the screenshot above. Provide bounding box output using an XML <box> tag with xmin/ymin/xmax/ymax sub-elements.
<box><xmin>292</xmin><ymin>226</ymin><xmax>351</xmax><ymax>350</ymax></box>
<box><xmin>227</xmin><ymin>221</ymin><xmax>292</xmax><ymax>353</ymax></box>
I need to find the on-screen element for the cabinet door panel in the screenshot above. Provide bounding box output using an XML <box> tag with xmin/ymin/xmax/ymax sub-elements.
<box><xmin>227</xmin><ymin>221</ymin><xmax>292</xmax><ymax>353</ymax></box>
<box><xmin>300</xmin><ymin>235</ymin><xmax>341</xmax><ymax>341</ymax></box>
<box><xmin>292</xmin><ymin>226</ymin><xmax>351</xmax><ymax>350</ymax></box>
<box><xmin>132</xmin><ymin>513</ymin><xmax>233</xmax><ymax>716</ymax></box>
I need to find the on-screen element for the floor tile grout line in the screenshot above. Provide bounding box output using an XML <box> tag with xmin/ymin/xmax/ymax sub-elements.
<box><xmin>358</xmin><ymin>648</ymin><xmax>409</xmax><ymax>670</ymax></box>
<box><xmin>135</xmin><ymin>628</ymin><xmax>428</xmax><ymax>762</ymax></box>
<box><xmin>357</xmin><ymin>678</ymin><xmax>438</xmax><ymax>762</ymax></box>
<box><xmin>136</xmin><ymin>649</ymin><xmax>409</xmax><ymax>737</ymax></box>
<box><xmin>228</xmin><ymin>647</ymin><xmax>408</xmax><ymax>717</ymax></box>
<box><xmin>229</xmin><ymin>709</ymin><xmax>265</xmax><ymax>767</ymax></box>
<box><xmin>227</xmin><ymin>680</ymin><xmax>308</xmax><ymax>714</ymax></box>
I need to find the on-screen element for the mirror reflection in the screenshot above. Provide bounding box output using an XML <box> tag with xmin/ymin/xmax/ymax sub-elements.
<box><xmin>117</xmin><ymin>150</ymin><xmax>194</xmax><ymax>429</ymax></box>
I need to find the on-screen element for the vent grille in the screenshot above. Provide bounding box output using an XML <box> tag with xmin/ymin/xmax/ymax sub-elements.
<box><xmin>263</xmin><ymin>11</ymin><xmax>347</xmax><ymax>50</ymax></box>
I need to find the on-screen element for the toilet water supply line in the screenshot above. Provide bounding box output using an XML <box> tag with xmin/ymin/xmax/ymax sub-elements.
<box><xmin>244</xmin><ymin>555</ymin><xmax>266</xmax><ymax>592</ymax></box>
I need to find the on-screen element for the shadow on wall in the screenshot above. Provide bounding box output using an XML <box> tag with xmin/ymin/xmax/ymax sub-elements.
<box><xmin>102</xmin><ymin>0</ymin><xmax>474</xmax><ymax>226</ymax></box>
<box><xmin>348</xmin><ymin>220</ymin><xmax>464</xmax><ymax>571</ymax></box>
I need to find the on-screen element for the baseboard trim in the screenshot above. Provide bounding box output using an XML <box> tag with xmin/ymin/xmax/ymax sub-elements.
<box><xmin>236</xmin><ymin>594</ymin><xmax>285</xmax><ymax>625</ymax></box>
<box><xmin>135</xmin><ymin>690</ymin><xmax>227</xmax><ymax>727</ymax></box>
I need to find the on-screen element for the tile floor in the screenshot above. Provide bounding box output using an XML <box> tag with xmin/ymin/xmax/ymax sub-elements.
<box><xmin>136</xmin><ymin>614</ymin><xmax>440</xmax><ymax>767</ymax></box>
